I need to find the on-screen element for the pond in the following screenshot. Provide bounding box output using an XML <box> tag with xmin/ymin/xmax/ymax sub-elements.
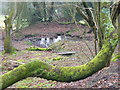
<box><xmin>28</xmin><ymin>35</ymin><xmax>82</xmax><ymax>48</ymax></box>
<box><xmin>0</xmin><ymin>46</ymin><xmax>4</xmax><ymax>52</ymax></box>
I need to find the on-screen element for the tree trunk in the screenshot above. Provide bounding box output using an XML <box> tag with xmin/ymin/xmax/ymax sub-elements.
<box><xmin>48</xmin><ymin>2</ymin><xmax>54</xmax><ymax>22</ymax></box>
<box><xmin>110</xmin><ymin>1</ymin><xmax>120</xmax><ymax>55</ymax></box>
<box><xmin>118</xmin><ymin>15</ymin><xmax>120</xmax><ymax>55</ymax></box>
<box><xmin>4</xmin><ymin>10</ymin><xmax>14</xmax><ymax>53</ymax></box>
<box><xmin>77</xmin><ymin>2</ymin><xmax>98</xmax><ymax>55</ymax></box>
<box><xmin>43</xmin><ymin>2</ymin><xmax>47</xmax><ymax>22</ymax></box>
<box><xmin>32</xmin><ymin>2</ymin><xmax>42</xmax><ymax>18</ymax></box>
<box><xmin>97</xmin><ymin>2</ymin><xmax>104</xmax><ymax>51</ymax></box>
<box><xmin>1</xmin><ymin>38</ymin><xmax>118</xmax><ymax>89</ymax></box>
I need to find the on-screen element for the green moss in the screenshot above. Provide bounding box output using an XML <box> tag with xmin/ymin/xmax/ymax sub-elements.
<box><xmin>17</xmin><ymin>59</ymin><xmax>25</xmax><ymax>62</ymax></box>
<box><xmin>4</xmin><ymin>36</ymin><xmax>14</xmax><ymax>54</ymax></box>
<box><xmin>4</xmin><ymin>9</ymin><xmax>15</xmax><ymax>54</ymax></box>
<box><xmin>44</xmin><ymin>57</ymin><xmax>51</xmax><ymax>61</ymax></box>
<box><xmin>52</xmin><ymin>56</ymin><xmax>63</xmax><ymax>61</ymax></box>
<box><xmin>26</xmin><ymin>47</ymin><xmax>52</xmax><ymax>51</ymax></box>
<box><xmin>111</xmin><ymin>54</ymin><xmax>120</xmax><ymax>62</ymax></box>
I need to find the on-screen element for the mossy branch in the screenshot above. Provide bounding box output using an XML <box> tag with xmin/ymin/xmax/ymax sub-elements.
<box><xmin>26</xmin><ymin>47</ymin><xmax>52</xmax><ymax>51</ymax></box>
<box><xmin>1</xmin><ymin>38</ymin><xmax>118</xmax><ymax>89</ymax></box>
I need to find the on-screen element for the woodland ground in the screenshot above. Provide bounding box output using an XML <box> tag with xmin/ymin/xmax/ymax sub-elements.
<box><xmin>0</xmin><ymin>22</ymin><xmax>119</xmax><ymax>88</ymax></box>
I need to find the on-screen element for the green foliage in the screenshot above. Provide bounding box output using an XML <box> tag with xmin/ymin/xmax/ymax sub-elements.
<box><xmin>26</xmin><ymin>46</ymin><xmax>52</xmax><ymax>51</ymax></box>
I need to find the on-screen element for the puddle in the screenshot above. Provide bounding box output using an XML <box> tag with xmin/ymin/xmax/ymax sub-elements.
<box><xmin>29</xmin><ymin>35</ymin><xmax>82</xmax><ymax>48</ymax></box>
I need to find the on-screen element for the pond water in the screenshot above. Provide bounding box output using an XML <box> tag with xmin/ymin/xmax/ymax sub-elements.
<box><xmin>29</xmin><ymin>35</ymin><xmax>82</xmax><ymax>48</ymax></box>
<box><xmin>0</xmin><ymin>35</ymin><xmax>82</xmax><ymax>52</ymax></box>
<box><xmin>0</xmin><ymin>46</ymin><xmax>4</xmax><ymax>52</ymax></box>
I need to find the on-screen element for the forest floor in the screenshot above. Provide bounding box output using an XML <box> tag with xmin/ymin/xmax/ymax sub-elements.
<box><xmin>0</xmin><ymin>22</ymin><xmax>119</xmax><ymax>88</ymax></box>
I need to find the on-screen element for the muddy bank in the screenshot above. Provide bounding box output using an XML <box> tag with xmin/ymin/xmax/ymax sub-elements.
<box><xmin>13</xmin><ymin>22</ymin><xmax>90</xmax><ymax>40</ymax></box>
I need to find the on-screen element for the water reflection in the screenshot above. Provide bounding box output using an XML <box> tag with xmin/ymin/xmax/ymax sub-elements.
<box><xmin>30</xmin><ymin>36</ymin><xmax>63</xmax><ymax>48</ymax></box>
<box><xmin>30</xmin><ymin>35</ymin><xmax>82</xmax><ymax>48</ymax></box>
<box><xmin>0</xmin><ymin>46</ymin><xmax>4</xmax><ymax>52</ymax></box>
<box><xmin>53</xmin><ymin>36</ymin><xmax>62</xmax><ymax>43</ymax></box>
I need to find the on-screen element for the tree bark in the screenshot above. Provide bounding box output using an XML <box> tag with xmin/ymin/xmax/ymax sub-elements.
<box><xmin>1</xmin><ymin>38</ymin><xmax>118</xmax><ymax>89</ymax></box>
<box><xmin>4</xmin><ymin>10</ymin><xmax>14</xmax><ymax>53</ymax></box>
<box><xmin>110</xmin><ymin>1</ymin><xmax>120</xmax><ymax>55</ymax></box>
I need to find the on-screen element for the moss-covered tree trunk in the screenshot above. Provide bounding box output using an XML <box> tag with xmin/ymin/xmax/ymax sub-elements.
<box><xmin>110</xmin><ymin>1</ymin><xmax>120</xmax><ymax>55</ymax></box>
<box><xmin>97</xmin><ymin>2</ymin><xmax>104</xmax><ymax>51</ymax></box>
<box><xmin>4</xmin><ymin>10</ymin><xmax>14</xmax><ymax>53</ymax></box>
<box><xmin>0</xmin><ymin>38</ymin><xmax>118</xmax><ymax>89</ymax></box>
